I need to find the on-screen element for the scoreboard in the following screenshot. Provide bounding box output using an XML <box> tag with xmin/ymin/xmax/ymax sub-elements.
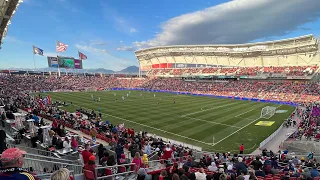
<box><xmin>47</xmin><ymin>56</ymin><xmax>83</xmax><ymax>69</ymax></box>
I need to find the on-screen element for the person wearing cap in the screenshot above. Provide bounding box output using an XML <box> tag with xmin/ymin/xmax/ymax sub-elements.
<box><xmin>83</xmin><ymin>155</ymin><xmax>97</xmax><ymax>178</ymax></box>
<box><xmin>0</xmin><ymin>148</ymin><xmax>38</xmax><ymax>180</ymax></box>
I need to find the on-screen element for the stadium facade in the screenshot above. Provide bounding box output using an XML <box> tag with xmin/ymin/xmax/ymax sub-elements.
<box><xmin>135</xmin><ymin>34</ymin><xmax>320</xmax><ymax>79</ymax></box>
<box><xmin>0</xmin><ymin>0</ymin><xmax>22</xmax><ymax>49</ymax></box>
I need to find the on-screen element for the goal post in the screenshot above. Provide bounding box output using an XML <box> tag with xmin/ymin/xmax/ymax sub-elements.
<box><xmin>260</xmin><ymin>106</ymin><xmax>277</xmax><ymax>119</ymax></box>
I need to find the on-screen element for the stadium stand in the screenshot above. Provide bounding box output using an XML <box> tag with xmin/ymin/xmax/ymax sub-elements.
<box><xmin>1</xmin><ymin>74</ymin><xmax>320</xmax><ymax>179</ymax></box>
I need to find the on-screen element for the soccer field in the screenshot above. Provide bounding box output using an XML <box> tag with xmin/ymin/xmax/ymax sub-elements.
<box><xmin>44</xmin><ymin>90</ymin><xmax>295</xmax><ymax>153</ymax></box>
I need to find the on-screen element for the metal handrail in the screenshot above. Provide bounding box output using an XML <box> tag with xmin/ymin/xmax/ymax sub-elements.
<box><xmin>23</xmin><ymin>157</ymin><xmax>83</xmax><ymax>175</ymax></box>
<box><xmin>95</xmin><ymin>163</ymin><xmax>137</xmax><ymax>180</ymax></box>
<box><xmin>7</xmin><ymin>143</ymin><xmax>79</xmax><ymax>160</ymax></box>
<box><xmin>96</xmin><ymin>171</ymin><xmax>135</xmax><ymax>180</ymax></box>
<box><xmin>24</xmin><ymin>152</ymin><xmax>79</xmax><ymax>164</ymax></box>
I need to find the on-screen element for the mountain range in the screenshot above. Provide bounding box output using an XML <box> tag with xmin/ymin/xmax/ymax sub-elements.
<box><xmin>6</xmin><ymin>66</ymin><xmax>140</xmax><ymax>74</ymax></box>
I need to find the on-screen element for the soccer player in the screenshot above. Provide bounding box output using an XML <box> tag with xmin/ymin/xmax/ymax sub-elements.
<box><xmin>173</xmin><ymin>98</ymin><xmax>176</xmax><ymax>104</ymax></box>
<box><xmin>122</xmin><ymin>96</ymin><xmax>125</xmax><ymax>100</ymax></box>
<box><xmin>127</xmin><ymin>93</ymin><xmax>129</xmax><ymax>97</ymax></box>
<box><xmin>154</xmin><ymin>94</ymin><xmax>156</xmax><ymax>97</ymax></box>
<box><xmin>98</xmin><ymin>97</ymin><xmax>101</xmax><ymax>102</ymax></box>
<box><xmin>91</xmin><ymin>94</ymin><xmax>93</xmax><ymax>99</ymax></box>
<box><xmin>114</xmin><ymin>93</ymin><xmax>116</xmax><ymax>97</ymax></box>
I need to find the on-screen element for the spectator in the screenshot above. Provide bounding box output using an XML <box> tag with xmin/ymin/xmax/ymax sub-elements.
<box><xmin>0</xmin><ymin>148</ymin><xmax>38</xmax><ymax>180</ymax></box>
<box><xmin>208</xmin><ymin>162</ymin><xmax>218</xmax><ymax>172</ymax></box>
<box><xmin>100</xmin><ymin>152</ymin><xmax>109</xmax><ymax>166</ymax></box>
<box><xmin>97</xmin><ymin>144</ymin><xmax>106</xmax><ymax>163</ymax></box>
<box><xmin>142</xmin><ymin>154</ymin><xmax>148</xmax><ymax>168</ymax></box>
<box><xmin>83</xmin><ymin>155</ymin><xmax>97</xmax><ymax>178</ymax></box>
<box><xmin>137</xmin><ymin>168</ymin><xmax>152</xmax><ymax>180</ymax></box>
<box><xmin>235</xmin><ymin>157</ymin><xmax>247</xmax><ymax>176</ymax></box>
<box><xmin>82</xmin><ymin>144</ymin><xmax>94</xmax><ymax>165</ymax></box>
<box><xmin>195</xmin><ymin>168</ymin><xmax>207</xmax><ymax>180</ymax></box>
<box><xmin>0</xmin><ymin>129</ymin><xmax>7</xmax><ymax>154</ymax></box>
<box><xmin>63</xmin><ymin>137</ymin><xmax>71</xmax><ymax>149</ymax></box>
<box><xmin>250</xmin><ymin>157</ymin><xmax>262</xmax><ymax>170</ymax></box>
<box><xmin>50</xmin><ymin>168</ymin><xmax>70</xmax><ymax>180</ymax></box>
<box><xmin>172</xmin><ymin>173</ymin><xmax>180</xmax><ymax>180</ymax></box>
<box><xmin>310</xmin><ymin>166</ymin><xmax>319</xmax><ymax>178</ymax></box>
<box><xmin>132</xmin><ymin>152</ymin><xmax>142</xmax><ymax>171</ymax></box>
<box><xmin>70</xmin><ymin>136</ymin><xmax>78</xmax><ymax>151</ymax></box>
<box><xmin>159</xmin><ymin>170</ymin><xmax>169</xmax><ymax>180</ymax></box>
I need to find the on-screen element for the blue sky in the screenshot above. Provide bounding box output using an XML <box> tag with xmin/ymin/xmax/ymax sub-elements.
<box><xmin>1</xmin><ymin>0</ymin><xmax>320</xmax><ymax>70</ymax></box>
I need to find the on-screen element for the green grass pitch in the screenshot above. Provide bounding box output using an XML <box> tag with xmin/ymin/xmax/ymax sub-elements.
<box><xmin>44</xmin><ymin>90</ymin><xmax>295</xmax><ymax>153</ymax></box>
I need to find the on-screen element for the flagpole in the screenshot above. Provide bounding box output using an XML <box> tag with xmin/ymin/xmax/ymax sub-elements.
<box><xmin>56</xmin><ymin>41</ymin><xmax>61</xmax><ymax>77</ymax></box>
<box><xmin>32</xmin><ymin>46</ymin><xmax>36</xmax><ymax>70</ymax></box>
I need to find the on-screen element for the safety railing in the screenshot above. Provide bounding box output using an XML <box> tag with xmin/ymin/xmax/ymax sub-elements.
<box><xmin>145</xmin><ymin>159</ymin><xmax>167</xmax><ymax>171</ymax></box>
<box><xmin>7</xmin><ymin>143</ymin><xmax>80</xmax><ymax>161</ymax></box>
<box><xmin>23</xmin><ymin>157</ymin><xmax>83</xmax><ymax>175</ymax></box>
<box><xmin>94</xmin><ymin>163</ymin><xmax>137</xmax><ymax>180</ymax></box>
<box><xmin>24</xmin><ymin>153</ymin><xmax>82</xmax><ymax>165</ymax></box>
<box><xmin>35</xmin><ymin>170</ymin><xmax>74</xmax><ymax>180</ymax></box>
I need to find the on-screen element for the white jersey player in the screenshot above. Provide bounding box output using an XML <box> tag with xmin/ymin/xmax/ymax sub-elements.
<box><xmin>127</xmin><ymin>93</ymin><xmax>129</xmax><ymax>97</ymax></box>
<box><xmin>122</xmin><ymin>96</ymin><xmax>125</xmax><ymax>100</ymax></box>
<box><xmin>154</xmin><ymin>94</ymin><xmax>156</xmax><ymax>97</ymax></box>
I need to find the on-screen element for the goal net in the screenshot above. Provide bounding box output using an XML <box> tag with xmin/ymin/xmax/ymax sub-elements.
<box><xmin>260</xmin><ymin>106</ymin><xmax>277</xmax><ymax>119</ymax></box>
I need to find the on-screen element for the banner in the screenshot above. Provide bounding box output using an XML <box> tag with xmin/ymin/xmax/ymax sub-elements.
<box><xmin>48</xmin><ymin>56</ymin><xmax>83</xmax><ymax>69</ymax></box>
<box><xmin>74</xmin><ymin>59</ymin><xmax>83</xmax><ymax>69</ymax></box>
<box><xmin>47</xmin><ymin>56</ymin><xmax>59</xmax><ymax>68</ymax></box>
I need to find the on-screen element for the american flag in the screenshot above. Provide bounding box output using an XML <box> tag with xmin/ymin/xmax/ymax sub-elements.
<box><xmin>78</xmin><ymin>51</ymin><xmax>87</xmax><ymax>60</ymax></box>
<box><xmin>56</xmin><ymin>41</ymin><xmax>68</xmax><ymax>52</ymax></box>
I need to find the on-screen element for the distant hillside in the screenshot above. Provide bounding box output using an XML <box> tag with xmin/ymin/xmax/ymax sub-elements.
<box><xmin>118</xmin><ymin>66</ymin><xmax>139</xmax><ymax>74</ymax></box>
<box><xmin>6</xmin><ymin>66</ymin><xmax>139</xmax><ymax>74</ymax></box>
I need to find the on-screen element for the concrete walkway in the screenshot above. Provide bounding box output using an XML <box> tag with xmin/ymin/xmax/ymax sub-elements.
<box><xmin>251</xmin><ymin>112</ymin><xmax>300</xmax><ymax>154</ymax></box>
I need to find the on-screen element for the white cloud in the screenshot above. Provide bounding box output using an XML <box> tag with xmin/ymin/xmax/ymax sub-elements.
<box><xmin>120</xmin><ymin>40</ymin><xmax>123</xmax><ymax>43</ymax></box>
<box><xmin>75</xmin><ymin>44</ymin><xmax>108</xmax><ymax>54</ymax></box>
<box><xmin>132</xmin><ymin>0</ymin><xmax>320</xmax><ymax>49</ymax></box>
<box><xmin>130</xmin><ymin>28</ymin><xmax>138</xmax><ymax>33</ymax></box>
<box><xmin>116</xmin><ymin>46</ymin><xmax>135</xmax><ymax>51</ymax></box>
<box><xmin>75</xmin><ymin>43</ymin><xmax>136</xmax><ymax>70</ymax></box>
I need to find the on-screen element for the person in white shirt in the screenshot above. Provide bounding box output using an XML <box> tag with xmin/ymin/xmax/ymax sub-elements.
<box><xmin>63</xmin><ymin>137</ymin><xmax>71</xmax><ymax>149</ymax></box>
<box><xmin>195</xmin><ymin>168</ymin><xmax>206</xmax><ymax>180</ymax></box>
<box><xmin>208</xmin><ymin>162</ymin><xmax>218</xmax><ymax>172</ymax></box>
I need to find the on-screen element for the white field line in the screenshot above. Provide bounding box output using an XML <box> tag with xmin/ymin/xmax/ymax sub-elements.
<box><xmin>213</xmin><ymin>105</ymin><xmax>282</xmax><ymax>147</ymax></box>
<box><xmin>234</xmin><ymin>109</ymin><xmax>255</xmax><ymax>118</ymax></box>
<box><xmin>67</xmin><ymin>103</ymin><xmax>210</xmax><ymax>146</ymax></box>
<box><xmin>184</xmin><ymin>116</ymin><xmax>242</xmax><ymax>129</ymax></box>
<box><xmin>181</xmin><ymin>101</ymin><xmax>239</xmax><ymax>118</ymax></box>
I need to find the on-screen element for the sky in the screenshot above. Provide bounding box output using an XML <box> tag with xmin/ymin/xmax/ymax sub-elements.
<box><xmin>1</xmin><ymin>0</ymin><xmax>320</xmax><ymax>71</ymax></box>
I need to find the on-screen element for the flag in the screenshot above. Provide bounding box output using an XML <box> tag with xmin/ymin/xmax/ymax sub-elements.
<box><xmin>33</xmin><ymin>46</ymin><xmax>44</xmax><ymax>56</ymax></box>
<box><xmin>78</xmin><ymin>51</ymin><xmax>87</xmax><ymax>60</ymax></box>
<box><xmin>56</xmin><ymin>41</ymin><xmax>68</xmax><ymax>52</ymax></box>
<box><xmin>46</xmin><ymin>95</ymin><xmax>52</xmax><ymax>104</ymax></box>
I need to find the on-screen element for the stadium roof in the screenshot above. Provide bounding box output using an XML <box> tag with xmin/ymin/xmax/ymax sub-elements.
<box><xmin>0</xmin><ymin>0</ymin><xmax>21</xmax><ymax>49</ymax></box>
<box><xmin>135</xmin><ymin>34</ymin><xmax>319</xmax><ymax>68</ymax></box>
<box><xmin>135</xmin><ymin>34</ymin><xmax>315</xmax><ymax>53</ymax></box>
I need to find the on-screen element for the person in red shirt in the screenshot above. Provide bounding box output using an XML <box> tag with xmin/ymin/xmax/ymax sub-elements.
<box><xmin>84</xmin><ymin>156</ymin><xmax>98</xmax><ymax>178</ymax></box>
<box><xmin>239</xmin><ymin>144</ymin><xmax>244</xmax><ymax>154</ymax></box>
<box><xmin>82</xmin><ymin>144</ymin><xmax>94</xmax><ymax>165</ymax></box>
<box><xmin>163</xmin><ymin>144</ymin><xmax>173</xmax><ymax>160</ymax></box>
